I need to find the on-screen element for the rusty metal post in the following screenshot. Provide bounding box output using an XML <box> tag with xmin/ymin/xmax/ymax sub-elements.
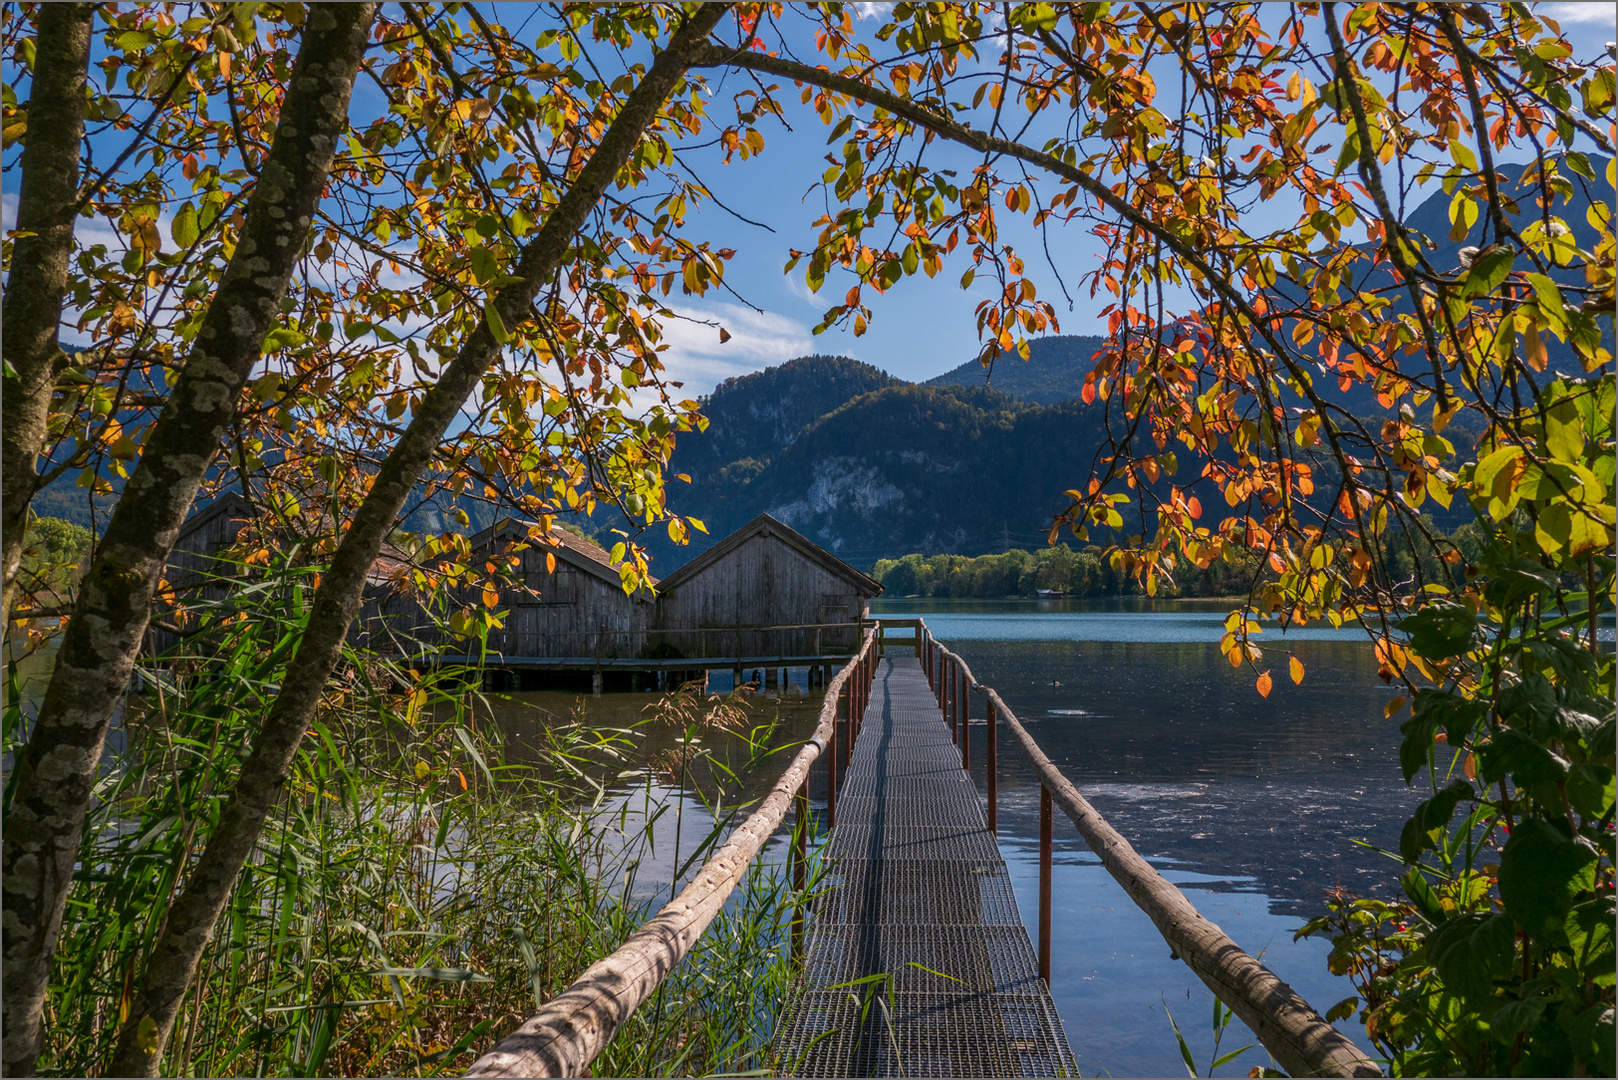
<box><xmin>951</xmin><ymin>667</ymin><xmax>964</xmax><ymax>767</ymax></box>
<box><xmin>1039</xmin><ymin>784</ymin><xmax>1053</xmax><ymax>985</ymax></box>
<box><xmin>987</xmin><ymin>697</ymin><xmax>997</xmax><ymax>834</ymax></box>
<box><xmin>792</xmin><ymin>780</ymin><xmax>808</xmax><ymax>961</ymax></box>
<box><xmin>847</xmin><ymin>653</ymin><xmax>859</xmax><ymax>768</ymax></box>
<box><xmin>828</xmin><ymin>684</ymin><xmax>840</xmax><ymax>828</ymax></box>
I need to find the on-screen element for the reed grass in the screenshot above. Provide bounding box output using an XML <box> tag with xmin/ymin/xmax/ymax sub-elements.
<box><xmin>6</xmin><ymin>557</ymin><xmax>822</xmax><ymax>1078</ymax></box>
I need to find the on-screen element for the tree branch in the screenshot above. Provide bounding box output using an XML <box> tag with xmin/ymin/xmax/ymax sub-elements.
<box><xmin>107</xmin><ymin>7</ymin><xmax>730</xmax><ymax>1075</ymax></box>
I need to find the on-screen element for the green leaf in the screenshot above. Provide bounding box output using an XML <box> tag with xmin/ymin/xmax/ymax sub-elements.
<box><xmin>471</xmin><ymin>245</ymin><xmax>498</xmax><ymax>285</ymax></box>
<box><xmin>171</xmin><ymin>202</ymin><xmax>200</xmax><ymax>249</ymax></box>
<box><xmin>1566</xmin><ymin>896</ymin><xmax>1616</xmax><ymax>985</ymax></box>
<box><xmin>1401</xmin><ymin>867</ymin><xmax>1448</xmax><ymax>924</ymax></box>
<box><xmin>485</xmin><ymin>301</ymin><xmax>512</xmax><ymax>344</ymax></box>
<box><xmin>1426</xmin><ymin>911</ymin><xmax>1515</xmax><ymax>1001</ymax></box>
<box><xmin>262</xmin><ymin>327</ymin><xmax>307</xmax><ymax>352</ymax></box>
<box><xmin>1324</xmin><ymin>996</ymin><xmax>1360</xmax><ymax>1023</ymax></box>
<box><xmin>1478</xmin><ymin>728</ymin><xmax>1569</xmax><ymax>788</ymax></box>
<box><xmin>1473</xmin><ymin>443</ymin><xmax>1523</xmax><ymax>498</ymax></box>
<box><xmin>1400</xmin><ymin>778</ymin><xmax>1475</xmax><ymax>863</ymax></box>
<box><xmin>1399</xmin><ymin>600</ymin><xmax>1479</xmax><ymax>660</ymax></box>
<box><xmin>1545</xmin><ymin>389</ymin><xmax>1586</xmax><ymax>461</ymax></box>
<box><xmin>1491</xmin><ymin>997</ymin><xmax>1550</xmax><ymax>1042</ymax></box>
<box><xmin>1460</xmin><ymin>246</ymin><xmax>1514</xmax><ymax>299</ymax></box>
<box><xmin>1495</xmin><ymin>675</ymin><xmax>1560</xmax><ymax>740</ymax></box>
<box><xmin>1498</xmin><ymin>818</ymin><xmax>1600</xmax><ymax>934</ymax></box>
<box><xmin>1566</xmin><ymin>763</ymin><xmax>1615</xmax><ymax>820</ymax></box>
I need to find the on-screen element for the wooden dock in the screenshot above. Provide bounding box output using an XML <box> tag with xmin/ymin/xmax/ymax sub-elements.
<box><xmin>779</xmin><ymin>655</ymin><xmax>1077</xmax><ymax>1077</ymax></box>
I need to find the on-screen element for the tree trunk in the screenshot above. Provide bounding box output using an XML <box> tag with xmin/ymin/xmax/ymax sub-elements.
<box><xmin>0</xmin><ymin>4</ymin><xmax>93</xmax><ymax>632</ymax></box>
<box><xmin>106</xmin><ymin>6</ymin><xmax>731</xmax><ymax>1075</ymax></box>
<box><xmin>0</xmin><ymin>8</ymin><xmax>375</xmax><ymax>1075</ymax></box>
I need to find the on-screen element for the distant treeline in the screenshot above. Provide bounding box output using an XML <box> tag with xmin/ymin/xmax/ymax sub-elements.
<box><xmin>872</xmin><ymin>518</ymin><xmax>1486</xmax><ymax>600</ymax></box>
<box><xmin>871</xmin><ymin>544</ymin><xmax>1264</xmax><ymax>599</ymax></box>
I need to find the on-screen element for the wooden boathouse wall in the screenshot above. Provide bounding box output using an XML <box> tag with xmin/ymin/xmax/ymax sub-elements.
<box><xmin>650</xmin><ymin>513</ymin><xmax>882</xmax><ymax>660</ymax></box>
<box><xmin>157</xmin><ymin>492</ymin><xmax>415</xmax><ymax>656</ymax></box>
<box><xmin>160</xmin><ymin>506</ymin><xmax>880</xmax><ymax>671</ymax></box>
<box><xmin>469</xmin><ymin>518</ymin><xmax>655</xmax><ymax>661</ymax></box>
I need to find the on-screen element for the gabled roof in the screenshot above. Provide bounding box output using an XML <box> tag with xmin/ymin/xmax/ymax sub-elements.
<box><xmin>657</xmin><ymin>513</ymin><xmax>883</xmax><ymax>596</ymax></box>
<box><xmin>469</xmin><ymin>517</ymin><xmax>654</xmax><ymax>593</ymax></box>
<box><xmin>176</xmin><ymin>490</ymin><xmax>254</xmax><ymax>543</ymax></box>
<box><xmin>176</xmin><ymin>492</ymin><xmax>410</xmax><ymax>588</ymax></box>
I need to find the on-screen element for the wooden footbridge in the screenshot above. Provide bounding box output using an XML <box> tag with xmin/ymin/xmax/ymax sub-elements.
<box><xmin>465</xmin><ymin>622</ymin><xmax>1383</xmax><ymax>1079</ymax></box>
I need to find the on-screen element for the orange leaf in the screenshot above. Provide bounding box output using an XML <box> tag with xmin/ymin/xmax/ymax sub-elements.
<box><xmin>546</xmin><ymin>552</ymin><xmax>557</xmax><ymax>573</ymax></box>
<box><xmin>1289</xmin><ymin>656</ymin><xmax>1305</xmax><ymax>684</ymax></box>
<box><xmin>1256</xmin><ymin>671</ymin><xmax>1273</xmax><ymax>698</ymax></box>
<box><xmin>1384</xmin><ymin>695</ymin><xmax>1406</xmax><ymax>718</ymax></box>
<box><xmin>482</xmin><ymin>586</ymin><xmax>499</xmax><ymax>608</ymax></box>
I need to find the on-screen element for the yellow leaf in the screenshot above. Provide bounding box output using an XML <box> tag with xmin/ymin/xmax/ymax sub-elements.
<box><xmin>1290</xmin><ymin>656</ymin><xmax>1305</xmax><ymax>685</ymax></box>
<box><xmin>1384</xmin><ymin>695</ymin><xmax>1406</xmax><ymax>718</ymax></box>
<box><xmin>414</xmin><ymin>760</ymin><xmax>430</xmax><ymax>780</ymax></box>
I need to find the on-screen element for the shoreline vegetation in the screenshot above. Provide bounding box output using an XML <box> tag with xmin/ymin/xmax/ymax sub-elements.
<box><xmin>871</xmin><ymin>517</ymin><xmax>1485</xmax><ymax>602</ymax></box>
<box><xmin>6</xmin><ymin>568</ymin><xmax>815</xmax><ymax>1077</ymax></box>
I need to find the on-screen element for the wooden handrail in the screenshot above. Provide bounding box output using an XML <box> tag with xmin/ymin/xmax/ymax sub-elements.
<box><xmin>463</xmin><ymin>627</ymin><xmax>880</xmax><ymax>1078</ymax></box>
<box><xmin>926</xmin><ymin>634</ymin><xmax>1382</xmax><ymax>1079</ymax></box>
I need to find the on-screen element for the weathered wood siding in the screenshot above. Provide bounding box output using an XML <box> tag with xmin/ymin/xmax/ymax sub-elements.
<box><xmin>463</xmin><ymin>530</ymin><xmax>652</xmax><ymax>660</ymax></box>
<box><xmin>152</xmin><ymin>496</ymin><xmax>252</xmax><ymax>653</ymax></box>
<box><xmin>653</xmin><ymin>531</ymin><xmax>864</xmax><ymax>658</ymax></box>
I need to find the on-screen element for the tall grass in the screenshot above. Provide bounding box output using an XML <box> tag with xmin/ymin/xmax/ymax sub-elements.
<box><xmin>6</xmin><ymin>556</ymin><xmax>821</xmax><ymax>1077</ymax></box>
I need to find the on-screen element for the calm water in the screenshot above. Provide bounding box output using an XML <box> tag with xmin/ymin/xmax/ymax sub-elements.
<box><xmin>869</xmin><ymin>597</ymin><xmax>1412</xmax><ymax>1077</ymax></box>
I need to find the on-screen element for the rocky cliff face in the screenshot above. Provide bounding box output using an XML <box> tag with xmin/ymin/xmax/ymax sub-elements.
<box><xmin>651</xmin><ymin>377</ymin><xmax>1109</xmax><ymax>569</ymax></box>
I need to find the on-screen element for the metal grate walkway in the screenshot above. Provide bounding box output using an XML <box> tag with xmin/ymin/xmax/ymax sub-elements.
<box><xmin>780</xmin><ymin>656</ymin><xmax>1077</xmax><ymax>1077</ymax></box>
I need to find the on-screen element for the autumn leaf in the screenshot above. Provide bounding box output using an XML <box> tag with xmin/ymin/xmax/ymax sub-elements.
<box><xmin>1256</xmin><ymin>671</ymin><xmax>1273</xmax><ymax>698</ymax></box>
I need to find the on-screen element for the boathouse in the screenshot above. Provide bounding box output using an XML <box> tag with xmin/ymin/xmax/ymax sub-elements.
<box><xmin>159</xmin><ymin>491</ymin><xmax>416</xmax><ymax>653</ymax></box>
<box><xmin>162</xmin><ymin>504</ymin><xmax>880</xmax><ymax>688</ymax></box>
<box><xmin>467</xmin><ymin>517</ymin><xmax>656</xmax><ymax>665</ymax></box>
<box><xmin>650</xmin><ymin>512</ymin><xmax>882</xmax><ymax>661</ymax></box>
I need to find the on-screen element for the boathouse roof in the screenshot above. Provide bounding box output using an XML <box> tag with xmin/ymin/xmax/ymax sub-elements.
<box><xmin>656</xmin><ymin>512</ymin><xmax>882</xmax><ymax>596</ymax></box>
<box><xmin>175</xmin><ymin>491</ymin><xmax>411</xmax><ymax>587</ymax></box>
<box><xmin>469</xmin><ymin>516</ymin><xmax>656</xmax><ymax>594</ymax></box>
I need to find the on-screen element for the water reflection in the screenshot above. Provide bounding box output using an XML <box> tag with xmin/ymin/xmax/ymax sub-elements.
<box><xmin>460</xmin><ymin>676</ymin><xmax>832</xmax><ymax>901</ymax></box>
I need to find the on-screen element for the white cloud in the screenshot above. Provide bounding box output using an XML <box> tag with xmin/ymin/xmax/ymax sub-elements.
<box><xmin>852</xmin><ymin>3</ymin><xmax>894</xmax><ymax>21</ymax></box>
<box><xmin>651</xmin><ymin>301</ymin><xmax>818</xmax><ymax>399</ymax></box>
<box><xmin>1537</xmin><ymin>3</ymin><xmax>1617</xmax><ymax>27</ymax></box>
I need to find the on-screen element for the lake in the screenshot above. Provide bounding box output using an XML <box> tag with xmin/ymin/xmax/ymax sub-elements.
<box><xmin>478</xmin><ymin>596</ymin><xmax>1411</xmax><ymax>1076</ymax></box>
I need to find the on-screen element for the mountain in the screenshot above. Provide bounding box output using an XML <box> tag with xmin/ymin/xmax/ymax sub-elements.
<box><xmin>650</xmin><ymin>377</ymin><xmax>1117</xmax><ymax>568</ymax></box>
<box><xmin>926</xmin><ymin>335</ymin><xmax>1106</xmax><ymax>405</ymax></box>
<box><xmin>671</xmin><ymin>355</ymin><xmax>901</xmax><ymax>484</ymax></box>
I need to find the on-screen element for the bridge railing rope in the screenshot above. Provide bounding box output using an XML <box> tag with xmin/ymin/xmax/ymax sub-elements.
<box><xmin>918</xmin><ymin>620</ymin><xmax>1383</xmax><ymax>1080</ymax></box>
<box><xmin>464</xmin><ymin>627</ymin><xmax>880</xmax><ymax>1078</ymax></box>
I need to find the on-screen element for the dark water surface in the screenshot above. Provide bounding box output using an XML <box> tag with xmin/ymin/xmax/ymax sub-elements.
<box><xmin>871</xmin><ymin>597</ymin><xmax>1414</xmax><ymax>1077</ymax></box>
